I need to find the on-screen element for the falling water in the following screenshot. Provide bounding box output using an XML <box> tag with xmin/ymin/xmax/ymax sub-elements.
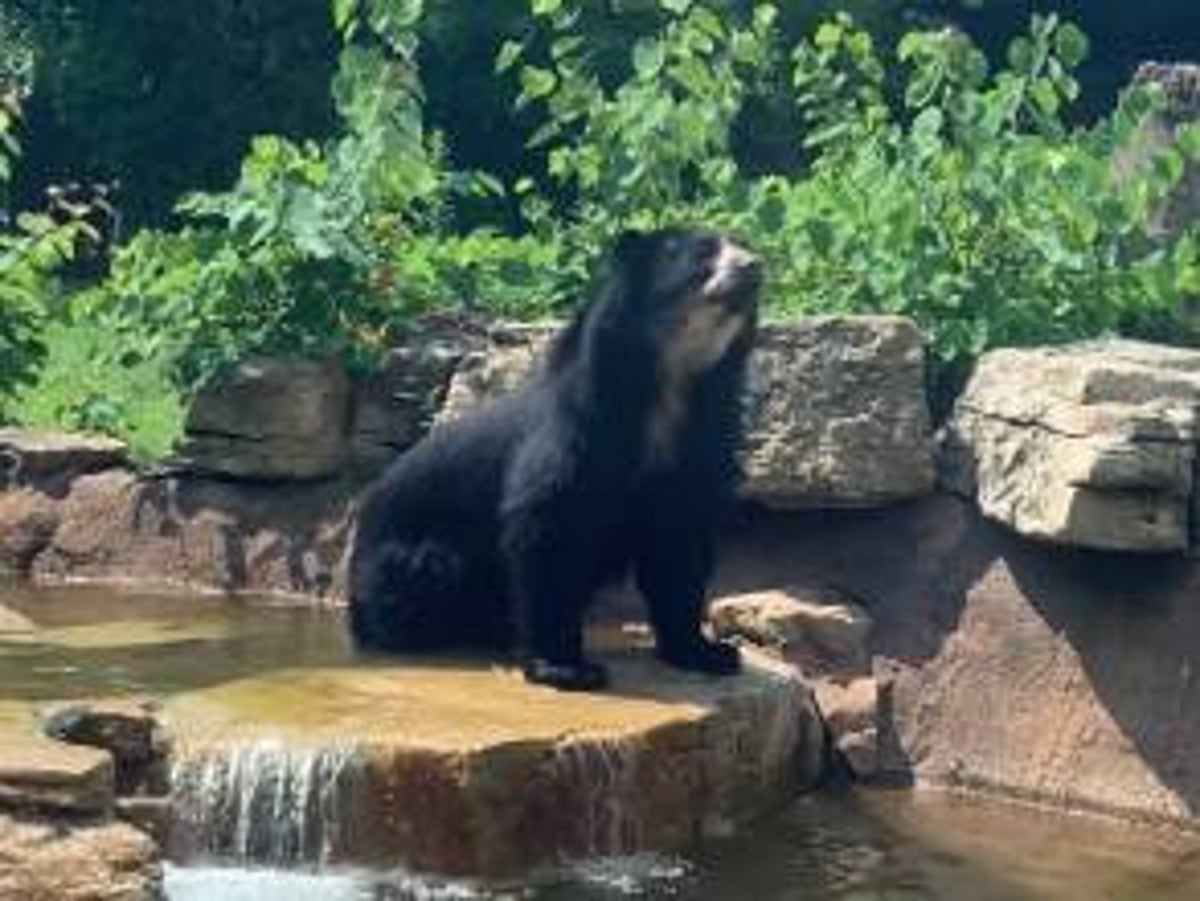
<box><xmin>168</xmin><ymin>740</ymin><xmax>365</xmax><ymax>866</ymax></box>
<box><xmin>550</xmin><ymin>738</ymin><xmax>642</xmax><ymax>858</ymax></box>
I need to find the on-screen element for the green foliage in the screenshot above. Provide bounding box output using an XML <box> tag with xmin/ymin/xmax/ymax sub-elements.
<box><xmin>743</xmin><ymin>13</ymin><xmax>1199</xmax><ymax>366</ymax></box>
<box><xmin>0</xmin><ymin>93</ymin><xmax>78</xmax><ymax>417</ymax></box>
<box><xmin>501</xmin><ymin>0</ymin><xmax>781</xmax><ymax>293</ymax></box>
<box><xmin>19</xmin><ymin>0</ymin><xmax>339</xmax><ymax>227</ymax></box>
<box><xmin>12</xmin><ymin>0</ymin><xmax>1200</xmax><ymax>458</ymax></box>
<box><xmin>6</xmin><ymin>319</ymin><xmax>183</xmax><ymax>461</ymax></box>
<box><xmin>76</xmin><ymin>0</ymin><xmax>446</xmax><ymax>393</ymax></box>
<box><xmin>498</xmin><ymin>5</ymin><xmax>1198</xmax><ymax>367</ymax></box>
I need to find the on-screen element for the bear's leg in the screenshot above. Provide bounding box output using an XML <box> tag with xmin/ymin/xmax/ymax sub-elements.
<box><xmin>634</xmin><ymin>517</ymin><xmax>740</xmax><ymax>676</ymax></box>
<box><xmin>349</xmin><ymin>539</ymin><xmax>507</xmax><ymax>653</ymax></box>
<box><xmin>503</xmin><ymin>525</ymin><xmax>608</xmax><ymax>691</ymax></box>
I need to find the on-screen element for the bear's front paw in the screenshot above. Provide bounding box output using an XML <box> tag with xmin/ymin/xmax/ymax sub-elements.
<box><xmin>658</xmin><ymin>638</ymin><xmax>741</xmax><ymax>676</ymax></box>
<box><xmin>523</xmin><ymin>657</ymin><xmax>610</xmax><ymax>692</ymax></box>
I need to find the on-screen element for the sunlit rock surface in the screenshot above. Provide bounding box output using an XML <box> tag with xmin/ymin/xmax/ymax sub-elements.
<box><xmin>942</xmin><ymin>340</ymin><xmax>1200</xmax><ymax>552</ymax></box>
<box><xmin>165</xmin><ymin>646</ymin><xmax>823</xmax><ymax>878</ymax></box>
<box><xmin>180</xmin><ymin>357</ymin><xmax>352</xmax><ymax>480</ymax></box>
<box><xmin>0</xmin><ymin>428</ymin><xmax>128</xmax><ymax>489</ymax></box>
<box><xmin>0</xmin><ymin>732</ymin><xmax>114</xmax><ymax>816</ymax></box>
<box><xmin>437</xmin><ymin>318</ymin><xmax>934</xmax><ymax>509</ymax></box>
<box><xmin>0</xmin><ymin>813</ymin><xmax>162</xmax><ymax>901</ymax></box>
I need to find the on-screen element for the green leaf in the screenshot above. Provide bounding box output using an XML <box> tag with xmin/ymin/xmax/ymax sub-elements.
<box><xmin>531</xmin><ymin>0</ymin><xmax>561</xmax><ymax>16</ymax></box>
<box><xmin>1054</xmin><ymin>22</ymin><xmax>1089</xmax><ymax>69</ymax></box>
<box><xmin>814</xmin><ymin>21</ymin><xmax>843</xmax><ymax>51</ymax></box>
<box><xmin>520</xmin><ymin>66</ymin><xmax>558</xmax><ymax>101</ymax></box>
<box><xmin>1007</xmin><ymin>36</ymin><xmax>1034</xmax><ymax>74</ymax></box>
<box><xmin>692</xmin><ymin>8</ymin><xmax>725</xmax><ymax>40</ymax></box>
<box><xmin>1178</xmin><ymin>123</ymin><xmax>1200</xmax><ymax>161</ymax></box>
<box><xmin>496</xmin><ymin>40</ymin><xmax>524</xmax><ymax>73</ymax></box>
<box><xmin>633</xmin><ymin>40</ymin><xmax>665</xmax><ymax>80</ymax></box>
<box><xmin>332</xmin><ymin>0</ymin><xmax>357</xmax><ymax>31</ymax></box>
<box><xmin>1152</xmin><ymin>148</ymin><xmax>1185</xmax><ymax>190</ymax></box>
<box><xmin>1031</xmin><ymin>78</ymin><xmax>1060</xmax><ymax>117</ymax></box>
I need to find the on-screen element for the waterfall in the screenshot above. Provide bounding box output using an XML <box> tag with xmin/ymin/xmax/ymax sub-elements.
<box><xmin>550</xmin><ymin>738</ymin><xmax>643</xmax><ymax>858</ymax></box>
<box><xmin>168</xmin><ymin>740</ymin><xmax>365</xmax><ymax>867</ymax></box>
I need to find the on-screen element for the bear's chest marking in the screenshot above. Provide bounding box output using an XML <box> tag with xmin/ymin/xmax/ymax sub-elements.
<box><xmin>646</xmin><ymin>307</ymin><xmax>747</xmax><ymax>465</ymax></box>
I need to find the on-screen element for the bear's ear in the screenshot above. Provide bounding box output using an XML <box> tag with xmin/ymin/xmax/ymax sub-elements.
<box><xmin>612</xmin><ymin>229</ymin><xmax>648</xmax><ymax>266</ymax></box>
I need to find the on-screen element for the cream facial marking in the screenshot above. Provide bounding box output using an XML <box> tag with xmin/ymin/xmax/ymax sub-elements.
<box><xmin>701</xmin><ymin>237</ymin><xmax>756</xmax><ymax>298</ymax></box>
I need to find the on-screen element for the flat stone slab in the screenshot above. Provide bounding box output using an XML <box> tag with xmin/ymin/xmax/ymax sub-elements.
<box><xmin>0</xmin><ymin>734</ymin><xmax>114</xmax><ymax>815</ymax></box>
<box><xmin>0</xmin><ymin>428</ymin><xmax>127</xmax><ymax>486</ymax></box>
<box><xmin>166</xmin><ymin>647</ymin><xmax>823</xmax><ymax>878</ymax></box>
<box><xmin>942</xmin><ymin>339</ymin><xmax>1200</xmax><ymax>552</ymax></box>
<box><xmin>180</xmin><ymin>357</ymin><xmax>351</xmax><ymax>480</ymax></box>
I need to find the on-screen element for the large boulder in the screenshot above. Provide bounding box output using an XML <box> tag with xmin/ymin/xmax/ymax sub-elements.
<box><xmin>712</xmin><ymin>491</ymin><xmax>1200</xmax><ymax>826</ymax></box>
<box><xmin>351</xmin><ymin>314</ymin><xmax>490</xmax><ymax>471</ymax></box>
<box><xmin>741</xmin><ymin>318</ymin><xmax>933</xmax><ymax>507</ymax></box>
<box><xmin>438</xmin><ymin>318</ymin><xmax>934</xmax><ymax>509</ymax></box>
<box><xmin>0</xmin><ymin>813</ymin><xmax>162</xmax><ymax>900</ymax></box>
<box><xmin>1124</xmin><ymin>63</ymin><xmax>1200</xmax><ymax>241</ymax></box>
<box><xmin>1</xmin><ymin>469</ymin><xmax>353</xmax><ymax>598</ymax></box>
<box><xmin>941</xmin><ymin>339</ymin><xmax>1200</xmax><ymax>552</ymax></box>
<box><xmin>180</xmin><ymin>358</ymin><xmax>351</xmax><ymax>481</ymax></box>
<box><xmin>166</xmin><ymin>645</ymin><xmax>824</xmax><ymax>878</ymax></box>
<box><xmin>436</xmin><ymin>324</ymin><xmax>555</xmax><ymax>426</ymax></box>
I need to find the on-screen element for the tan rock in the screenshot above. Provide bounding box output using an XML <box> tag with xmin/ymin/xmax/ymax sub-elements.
<box><xmin>711</xmin><ymin>586</ymin><xmax>872</xmax><ymax>673</ymax></box>
<box><xmin>7</xmin><ymin>469</ymin><xmax>353</xmax><ymax>598</ymax></box>
<box><xmin>181</xmin><ymin>357</ymin><xmax>350</xmax><ymax>480</ymax></box>
<box><xmin>437</xmin><ymin>318</ymin><xmax>934</xmax><ymax>509</ymax></box>
<box><xmin>814</xmin><ymin>677</ymin><xmax>880</xmax><ymax>779</ymax></box>
<box><xmin>41</xmin><ymin>699</ymin><xmax>168</xmax><ymax>795</ymax></box>
<box><xmin>435</xmin><ymin>324</ymin><xmax>555</xmax><ymax>426</ymax></box>
<box><xmin>116</xmin><ymin>797</ymin><xmax>171</xmax><ymax>846</ymax></box>
<box><xmin>942</xmin><ymin>340</ymin><xmax>1200</xmax><ymax>552</ymax></box>
<box><xmin>715</xmin><ymin>491</ymin><xmax>1200</xmax><ymax>826</ymax></box>
<box><xmin>0</xmin><ymin>813</ymin><xmax>162</xmax><ymax>900</ymax></box>
<box><xmin>166</xmin><ymin>646</ymin><xmax>823</xmax><ymax>877</ymax></box>
<box><xmin>0</xmin><ymin>428</ymin><xmax>128</xmax><ymax>488</ymax></box>
<box><xmin>0</xmin><ymin>736</ymin><xmax>114</xmax><ymax>815</ymax></box>
<box><xmin>0</xmin><ymin>490</ymin><xmax>60</xmax><ymax>578</ymax></box>
<box><xmin>740</xmin><ymin>317</ymin><xmax>934</xmax><ymax>508</ymax></box>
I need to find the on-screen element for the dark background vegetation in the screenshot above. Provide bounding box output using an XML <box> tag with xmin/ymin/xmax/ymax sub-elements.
<box><xmin>5</xmin><ymin>1</ymin><xmax>1197</xmax><ymax>229</ymax></box>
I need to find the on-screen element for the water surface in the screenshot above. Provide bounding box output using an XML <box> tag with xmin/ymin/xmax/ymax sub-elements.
<box><xmin>165</xmin><ymin>790</ymin><xmax>1200</xmax><ymax>900</ymax></box>
<box><xmin>4</xmin><ymin>586</ymin><xmax>1200</xmax><ymax>900</ymax></box>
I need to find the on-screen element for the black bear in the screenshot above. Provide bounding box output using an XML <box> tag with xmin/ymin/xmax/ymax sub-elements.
<box><xmin>348</xmin><ymin>227</ymin><xmax>762</xmax><ymax>691</ymax></box>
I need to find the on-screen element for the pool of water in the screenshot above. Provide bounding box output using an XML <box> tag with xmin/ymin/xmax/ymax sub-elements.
<box><xmin>5</xmin><ymin>586</ymin><xmax>1200</xmax><ymax>900</ymax></box>
<box><xmin>165</xmin><ymin>789</ymin><xmax>1200</xmax><ymax>900</ymax></box>
<box><xmin>0</xmin><ymin>585</ymin><xmax>355</xmax><ymax>703</ymax></box>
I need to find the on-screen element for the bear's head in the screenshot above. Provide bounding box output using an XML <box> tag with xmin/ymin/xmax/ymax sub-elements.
<box><xmin>613</xmin><ymin>226</ymin><xmax>762</xmax><ymax>377</ymax></box>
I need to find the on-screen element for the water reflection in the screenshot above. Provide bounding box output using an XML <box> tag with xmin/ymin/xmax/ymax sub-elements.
<box><xmin>6</xmin><ymin>587</ymin><xmax>1200</xmax><ymax>900</ymax></box>
<box><xmin>165</xmin><ymin>788</ymin><xmax>1200</xmax><ymax>900</ymax></box>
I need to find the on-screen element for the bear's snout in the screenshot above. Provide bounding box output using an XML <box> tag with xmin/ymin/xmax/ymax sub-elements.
<box><xmin>704</xmin><ymin>238</ymin><xmax>762</xmax><ymax>305</ymax></box>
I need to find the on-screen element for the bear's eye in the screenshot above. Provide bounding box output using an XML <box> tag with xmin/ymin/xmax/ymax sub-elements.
<box><xmin>693</xmin><ymin>235</ymin><xmax>721</xmax><ymax>263</ymax></box>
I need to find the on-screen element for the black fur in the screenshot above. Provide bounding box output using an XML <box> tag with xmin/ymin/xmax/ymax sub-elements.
<box><xmin>348</xmin><ymin>227</ymin><xmax>761</xmax><ymax>691</ymax></box>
